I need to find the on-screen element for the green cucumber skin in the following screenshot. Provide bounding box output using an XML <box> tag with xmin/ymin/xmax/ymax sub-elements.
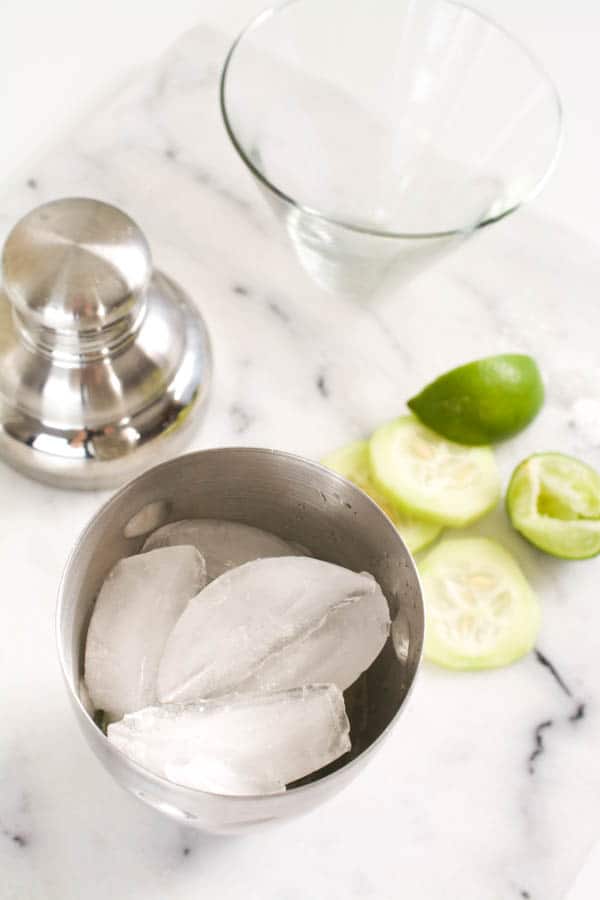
<box><xmin>321</xmin><ymin>439</ymin><xmax>442</xmax><ymax>552</ymax></box>
<box><xmin>368</xmin><ymin>419</ymin><xmax>500</xmax><ymax>528</ymax></box>
<box><xmin>421</xmin><ymin>537</ymin><xmax>540</xmax><ymax>671</ymax></box>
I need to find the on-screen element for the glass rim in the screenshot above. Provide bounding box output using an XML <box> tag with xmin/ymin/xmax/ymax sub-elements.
<box><xmin>220</xmin><ymin>0</ymin><xmax>563</xmax><ymax>241</ymax></box>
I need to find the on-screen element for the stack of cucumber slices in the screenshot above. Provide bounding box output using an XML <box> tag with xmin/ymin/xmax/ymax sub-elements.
<box><xmin>322</xmin><ymin>354</ymin><xmax>600</xmax><ymax>673</ymax></box>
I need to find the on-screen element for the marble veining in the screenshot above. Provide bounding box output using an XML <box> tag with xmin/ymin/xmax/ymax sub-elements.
<box><xmin>1</xmin><ymin>24</ymin><xmax>600</xmax><ymax>900</ymax></box>
<box><xmin>526</xmin><ymin>650</ymin><xmax>587</xmax><ymax>776</ymax></box>
<box><xmin>534</xmin><ymin>648</ymin><xmax>573</xmax><ymax>698</ymax></box>
<box><xmin>316</xmin><ymin>371</ymin><xmax>330</xmax><ymax>398</ymax></box>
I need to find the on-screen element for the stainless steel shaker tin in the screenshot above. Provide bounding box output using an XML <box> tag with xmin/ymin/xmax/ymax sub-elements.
<box><xmin>57</xmin><ymin>447</ymin><xmax>424</xmax><ymax>832</ymax></box>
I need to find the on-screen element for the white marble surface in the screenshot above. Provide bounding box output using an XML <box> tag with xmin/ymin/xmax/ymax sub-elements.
<box><xmin>1</xmin><ymin>22</ymin><xmax>600</xmax><ymax>900</ymax></box>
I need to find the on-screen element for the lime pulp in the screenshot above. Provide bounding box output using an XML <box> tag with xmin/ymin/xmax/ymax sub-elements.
<box><xmin>507</xmin><ymin>452</ymin><xmax>600</xmax><ymax>559</ymax></box>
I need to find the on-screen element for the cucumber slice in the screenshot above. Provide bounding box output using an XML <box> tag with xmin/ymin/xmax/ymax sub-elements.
<box><xmin>322</xmin><ymin>440</ymin><xmax>442</xmax><ymax>553</ymax></box>
<box><xmin>420</xmin><ymin>538</ymin><xmax>540</xmax><ymax>670</ymax></box>
<box><xmin>507</xmin><ymin>453</ymin><xmax>600</xmax><ymax>559</ymax></box>
<box><xmin>369</xmin><ymin>416</ymin><xmax>501</xmax><ymax>527</ymax></box>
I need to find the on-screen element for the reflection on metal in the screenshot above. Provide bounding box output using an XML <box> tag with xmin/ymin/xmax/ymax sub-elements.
<box><xmin>0</xmin><ymin>198</ymin><xmax>212</xmax><ymax>488</ymax></box>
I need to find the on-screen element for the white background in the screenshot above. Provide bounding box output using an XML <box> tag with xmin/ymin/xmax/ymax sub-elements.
<box><xmin>0</xmin><ymin>1</ymin><xmax>598</xmax><ymax>896</ymax></box>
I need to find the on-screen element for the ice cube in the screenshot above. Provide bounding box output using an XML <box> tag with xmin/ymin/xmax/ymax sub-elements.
<box><xmin>107</xmin><ymin>684</ymin><xmax>350</xmax><ymax>794</ymax></box>
<box><xmin>142</xmin><ymin>518</ymin><xmax>297</xmax><ymax>581</ymax></box>
<box><xmin>238</xmin><ymin>593</ymin><xmax>389</xmax><ymax>694</ymax></box>
<box><xmin>157</xmin><ymin>556</ymin><xmax>390</xmax><ymax>703</ymax></box>
<box><xmin>123</xmin><ymin>500</ymin><xmax>169</xmax><ymax>538</ymax></box>
<box><xmin>84</xmin><ymin>546</ymin><xmax>207</xmax><ymax>721</ymax></box>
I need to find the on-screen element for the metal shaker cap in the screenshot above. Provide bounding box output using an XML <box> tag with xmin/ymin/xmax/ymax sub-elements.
<box><xmin>0</xmin><ymin>198</ymin><xmax>212</xmax><ymax>489</ymax></box>
<box><xmin>3</xmin><ymin>198</ymin><xmax>152</xmax><ymax>333</ymax></box>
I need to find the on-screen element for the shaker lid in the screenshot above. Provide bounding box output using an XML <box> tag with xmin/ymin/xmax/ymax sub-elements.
<box><xmin>0</xmin><ymin>198</ymin><xmax>212</xmax><ymax>490</ymax></box>
<box><xmin>2</xmin><ymin>198</ymin><xmax>152</xmax><ymax>333</ymax></box>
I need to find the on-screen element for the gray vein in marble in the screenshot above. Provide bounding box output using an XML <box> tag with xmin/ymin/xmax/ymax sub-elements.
<box><xmin>528</xmin><ymin>649</ymin><xmax>588</xmax><ymax>774</ymax></box>
<box><xmin>266</xmin><ymin>297</ymin><xmax>292</xmax><ymax>323</ymax></box>
<box><xmin>0</xmin><ymin>766</ymin><xmax>31</xmax><ymax>855</ymax></box>
<box><xmin>535</xmin><ymin>648</ymin><xmax>587</xmax><ymax>723</ymax></box>
<box><xmin>153</xmin><ymin>45</ymin><xmax>220</xmax><ymax>98</ymax></box>
<box><xmin>570</xmin><ymin>703</ymin><xmax>586</xmax><ymax>723</ymax></box>
<box><xmin>535</xmin><ymin>649</ymin><xmax>572</xmax><ymax>697</ymax></box>
<box><xmin>76</xmin><ymin>147</ymin><xmax>111</xmax><ymax>175</ymax></box>
<box><xmin>229</xmin><ymin>403</ymin><xmax>253</xmax><ymax>434</ymax></box>
<box><xmin>132</xmin><ymin>63</ymin><xmax>266</xmax><ymax>226</ymax></box>
<box><xmin>526</xmin><ymin>704</ymin><xmax>587</xmax><ymax>773</ymax></box>
<box><xmin>73</xmin><ymin>58</ymin><xmax>270</xmax><ymax>240</ymax></box>
<box><xmin>134</xmin><ymin>126</ymin><xmax>261</xmax><ymax>221</ymax></box>
<box><xmin>529</xmin><ymin>719</ymin><xmax>554</xmax><ymax>774</ymax></box>
<box><xmin>2</xmin><ymin>827</ymin><xmax>28</xmax><ymax>849</ymax></box>
<box><xmin>168</xmin><ymin>149</ymin><xmax>268</xmax><ymax>231</ymax></box>
<box><xmin>316</xmin><ymin>371</ymin><xmax>330</xmax><ymax>398</ymax></box>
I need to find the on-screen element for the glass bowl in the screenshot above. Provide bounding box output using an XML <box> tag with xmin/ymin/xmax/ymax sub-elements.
<box><xmin>221</xmin><ymin>0</ymin><xmax>562</xmax><ymax>294</ymax></box>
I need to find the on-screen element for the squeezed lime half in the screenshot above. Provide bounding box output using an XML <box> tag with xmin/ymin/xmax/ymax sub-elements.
<box><xmin>507</xmin><ymin>452</ymin><xmax>600</xmax><ymax>559</ymax></box>
<box><xmin>408</xmin><ymin>354</ymin><xmax>544</xmax><ymax>445</ymax></box>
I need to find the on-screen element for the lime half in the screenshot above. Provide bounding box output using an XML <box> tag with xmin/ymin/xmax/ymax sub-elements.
<box><xmin>369</xmin><ymin>416</ymin><xmax>501</xmax><ymax>527</ymax></box>
<box><xmin>322</xmin><ymin>440</ymin><xmax>442</xmax><ymax>553</ymax></box>
<box><xmin>408</xmin><ymin>354</ymin><xmax>544</xmax><ymax>445</ymax></box>
<box><xmin>507</xmin><ymin>453</ymin><xmax>600</xmax><ymax>559</ymax></box>
<box><xmin>421</xmin><ymin>538</ymin><xmax>540</xmax><ymax>670</ymax></box>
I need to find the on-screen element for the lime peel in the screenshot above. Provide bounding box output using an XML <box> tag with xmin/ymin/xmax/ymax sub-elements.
<box><xmin>507</xmin><ymin>452</ymin><xmax>600</xmax><ymax>559</ymax></box>
<box><xmin>408</xmin><ymin>353</ymin><xmax>544</xmax><ymax>445</ymax></box>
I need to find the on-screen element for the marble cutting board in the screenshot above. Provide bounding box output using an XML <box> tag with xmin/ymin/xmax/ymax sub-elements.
<box><xmin>1</xmin><ymin>25</ymin><xmax>599</xmax><ymax>900</ymax></box>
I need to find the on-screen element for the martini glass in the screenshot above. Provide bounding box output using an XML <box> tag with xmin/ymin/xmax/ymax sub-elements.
<box><xmin>221</xmin><ymin>0</ymin><xmax>562</xmax><ymax>295</ymax></box>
